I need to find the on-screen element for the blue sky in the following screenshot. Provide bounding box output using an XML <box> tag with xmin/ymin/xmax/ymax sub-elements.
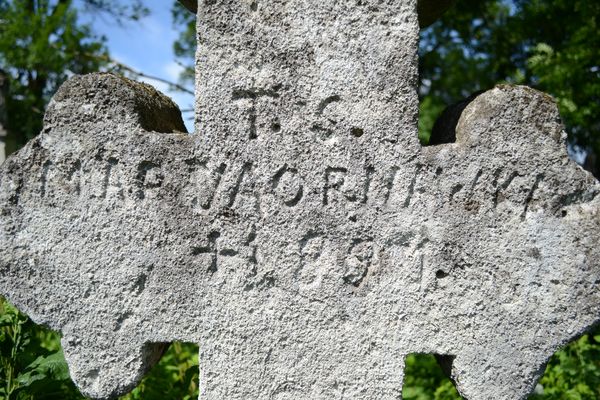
<box><xmin>81</xmin><ymin>0</ymin><xmax>195</xmax><ymax>132</ymax></box>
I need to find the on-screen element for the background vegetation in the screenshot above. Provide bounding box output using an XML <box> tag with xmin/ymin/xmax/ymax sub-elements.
<box><xmin>1</xmin><ymin>0</ymin><xmax>599</xmax><ymax>398</ymax></box>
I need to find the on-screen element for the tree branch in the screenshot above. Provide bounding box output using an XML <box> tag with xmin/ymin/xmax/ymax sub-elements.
<box><xmin>85</xmin><ymin>53</ymin><xmax>195</xmax><ymax>95</ymax></box>
<box><xmin>108</xmin><ymin>61</ymin><xmax>194</xmax><ymax>95</ymax></box>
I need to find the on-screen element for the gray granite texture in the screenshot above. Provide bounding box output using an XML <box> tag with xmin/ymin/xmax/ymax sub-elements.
<box><xmin>179</xmin><ymin>0</ymin><xmax>456</xmax><ymax>28</ymax></box>
<box><xmin>0</xmin><ymin>69</ymin><xmax>7</xmax><ymax>164</ymax></box>
<box><xmin>1</xmin><ymin>1</ymin><xmax>600</xmax><ymax>400</ymax></box>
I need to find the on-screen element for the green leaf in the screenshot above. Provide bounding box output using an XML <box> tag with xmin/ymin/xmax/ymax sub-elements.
<box><xmin>16</xmin><ymin>350</ymin><xmax>71</xmax><ymax>388</ymax></box>
<box><xmin>0</xmin><ymin>313</ymin><xmax>15</xmax><ymax>327</ymax></box>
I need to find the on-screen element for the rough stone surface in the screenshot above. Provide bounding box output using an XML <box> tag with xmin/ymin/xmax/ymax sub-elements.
<box><xmin>0</xmin><ymin>70</ymin><xmax>7</xmax><ymax>164</ymax></box>
<box><xmin>1</xmin><ymin>2</ymin><xmax>600</xmax><ymax>400</ymax></box>
<box><xmin>178</xmin><ymin>0</ymin><xmax>456</xmax><ymax>29</ymax></box>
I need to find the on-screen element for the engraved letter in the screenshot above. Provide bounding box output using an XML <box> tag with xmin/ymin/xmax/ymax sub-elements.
<box><xmin>273</xmin><ymin>166</ymin><xmax>303</xmax><ymax>207</ymax></box>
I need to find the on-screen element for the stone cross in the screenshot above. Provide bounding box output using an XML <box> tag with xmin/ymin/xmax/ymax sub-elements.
<box><xmin>1</xmin><ymin>1</ymin><xmax>600</xmax><ymax>400</ymax></box>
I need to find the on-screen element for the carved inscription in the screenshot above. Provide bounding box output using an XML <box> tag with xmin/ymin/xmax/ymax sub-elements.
<box><xmin>135</xmin><ymin>161</ymin><xmax>163</xmax><ymax>200</ymax></box>
<box><xmin>297</xmin><ymin>232</ymin><xmax>325</xmax><ymax>289</ymax></box>
<box><xmin>232</xmin><ymin>85</ymin><xmax>282</xmax><ymax>139</ymax></box>
<box><xmin>29</xmin><ymin>156</ymin><xmax>549</xmax><ymax>222</ymax></box>
<box><xmin>191</xmin><ymin>231</ymin><xmax>220</xmax><ymax>273</ymax></box>
<box><xmin>39</xmin><ymin>160</ymin><xmax>81</xmax><ymax>201</ymax></box>
<box><xmin>386</xmin><ymin>164</ymin><xmax>422</xmax><ymax>208</ymax></box>
<box><xmin>448</xmin><ymin>166</ymin><xmax>548</xmax><ymax>217</ymax></box>
<box><xmin>226</xmin><ymin>163</ymin><xmax>252</xmax><ymax>208</ymax></box>
<box><xmin>272</xmin><ymin>166</ymin><xmax>303</xmax><ymax>207</ymax></box>
<box><xmin>343</xmin><ymin>239</ymin><xmax>374</xmax><ymax>288</ymax></box>
<box><xmin>191</xmin><ymin>226</ymin><xmax>258</xmax><ymax>276</ymax></box>
<box><xmin>184</xmin><ymin>160</ymin><xmax>226</xmax><ymax>211</ymax></box>
<box><xmin>292</xmin><ymin>232</ymin><xmax>436</xmax><ymax>294</ymax></box>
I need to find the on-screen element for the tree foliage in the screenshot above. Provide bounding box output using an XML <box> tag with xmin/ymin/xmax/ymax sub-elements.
<box><xmin>0</xmin><ymin>298</ymin><xmax>82</xmax><ymax>399</ymax></box>
<box><xmin>0</xmin><ymin>0</ymin><xmax>107</xmax><ymax>154</ymax></box>
<box><xmin>402</xmin><ymin>354</ymin><xmax>462</xmax><ymax>400</ymax></box>
<box><xmin>1</xmin><ymin>296</ymin><xmax>200</xmax><ymax>400</ymax></box>
<box><xmin>171</xmin><ymin>1</ymin><xmax>195</xmax><ymax>88</ymax></box>
<box><xmin>121</xmin><ymin>342</ymin><xmax>199</xmax><ymax>400</ymax></box>
<box><xmin>532</xmin><ymin>330</ymin><xmax>600</xmax><ymax>400</ymax></box>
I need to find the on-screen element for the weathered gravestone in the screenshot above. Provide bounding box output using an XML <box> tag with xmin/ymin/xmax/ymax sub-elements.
<box><xmin>1</xmin><ymin>1</ymin><xmax>600</xmax><ymax>399</ymax></box>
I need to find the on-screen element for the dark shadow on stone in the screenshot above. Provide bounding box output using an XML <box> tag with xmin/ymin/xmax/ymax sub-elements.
<box><xmin>418</xmin><ymin>0</ymin><xmax>457</xmax><ymax>28</ymax></box>
<box><xmin>435</xmin><ymin>354</ymin><xmax>456</xmax><ymax>381</ymax></box>
<box><xmin>403</xmin><ymin>353</ymin><xmax>463</xmax><ymax>399</ymax></box>
<box><xmin>121</xmin><ymin>341</ymin><xmax>199</xmax><ymax>398</ymax></box>
<box><xmin>178</xmin><ymin>0</ymin><xmax>197</xmax><ymax>14</ymax></box>
<box><xmin>584</xmin><ymin>151</ymin><xmax>600</xmax><ymax>179</ymax></box>
<box><xmin>427</xmin><ymin>91</ymin><xmax>485</xmax><ymax>146</ymax></box>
